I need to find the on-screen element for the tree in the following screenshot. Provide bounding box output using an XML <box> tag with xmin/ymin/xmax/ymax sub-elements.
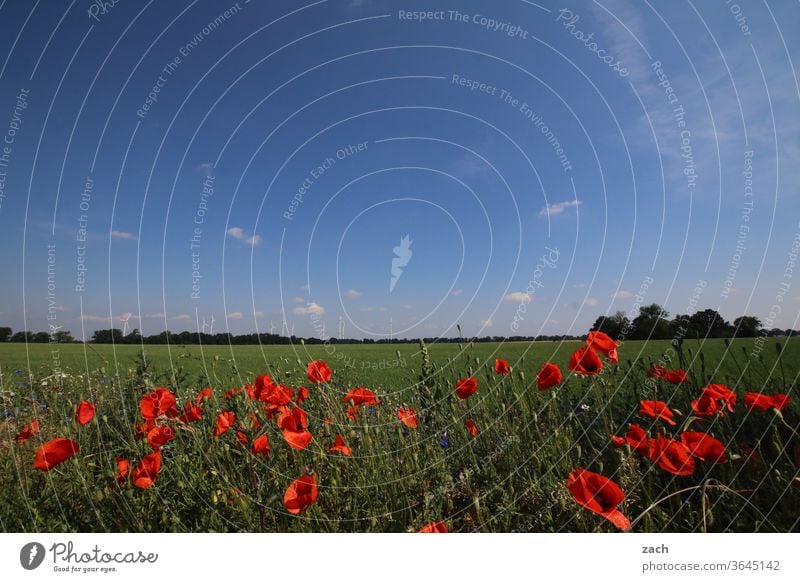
<box><xmin>91</xmin><ymin>329</ymin><xmax>124</xmax><ymax>343</ymax></box>
<box><xmin>732</xmin><ymin>316</ymin><xmax>762</xmax><ymax>338</ymax></box>
<box><xmin>0</xmin><ymin>326</ymin><xmax>12</xmax><ymax>342</ymax></box>
<box><xmin>590</xmin><ymin>311</ymin><xmax>630</xmax><ymax>340</ymax></box>
<box><xmin>10</xmin><ymin>331</ymin><xmax>34</xmax><ymax>342</ymax></box>
<box><xmin>631</xmin><ymin>304</ymin><xmax>670</xmax><ymax>340</ymax></box>
<box><xmin>33</xmin><ymin>332</ymin><xmax>50</xmax><ymax>343</ymax></box>
<box><xmin>53</xmin><ymin>330</ymin><xmax>74</xmax><ymax>343</ymax></box>
<box><xmin>688</xmin><ymin>309</ymin><xmax>730</xmax><ymax>339</ymax></box>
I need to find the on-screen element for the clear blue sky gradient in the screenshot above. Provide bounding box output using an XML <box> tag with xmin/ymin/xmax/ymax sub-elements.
<box><xmin>0</xmin><ymin>0</ymin><xmax>798</xmax><ymax>340</ymax></box>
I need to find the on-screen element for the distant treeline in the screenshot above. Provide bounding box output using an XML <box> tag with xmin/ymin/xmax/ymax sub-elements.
<box><xmin>1</xmin><ymin>304</ymin><xmax>798</xmax><ymax>345</ymax></box>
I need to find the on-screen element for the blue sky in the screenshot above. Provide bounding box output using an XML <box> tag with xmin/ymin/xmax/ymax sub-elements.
<box><xmin>0</xmin><ymin>0</ymin><xmax>799</xmax><ymax>340</ymax></box>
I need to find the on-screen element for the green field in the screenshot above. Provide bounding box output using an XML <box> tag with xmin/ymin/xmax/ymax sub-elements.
<box><xmin>1</xmin><ymin>337</ymin><xmax>797</xmax><ymax>391</ymax></box>
<box><xmin>1</xmin><ymin>337</ymin><xmax>798</xmax><ymax>533</ymax></box>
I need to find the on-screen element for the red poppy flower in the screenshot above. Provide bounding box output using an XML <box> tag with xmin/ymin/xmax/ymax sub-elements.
<box><xmin>329</xmin><ymin>434</ymin><xmax>352</xmax><ymax>456</ymax></box>
<box><xmin>178</xmin><ymin>402</ymin><xmax>203</xmax><ymax>423</ymax></box>
<box><xmin>495</xmin><ymin>358</ymin><xmax>510</xmax><ymax>375</ymax></box>
<box><xmin>277</xmin><ymin>408</ymin><xmax>313</xmax><ymax>450</ymax></box>
<box><xmin>132</xmin><ymin>451</ymin><xmax>162</xmax><ymax>489</ymax></box>
<box><xmin>260</xmin><ymin>382</ymin><xmax>294</xmax><ymax>406</ymax></box>
<box><xmin>343</xmin><ymin>387</ymin><xmax>380</xmax><ymax>406</ymax></box>
<box><xmin>283</xmin><ymin>474</ymin><xmax>318</xmax><ymax>515</ymax></box>
<box><xmin>664</xmin><ymin>369</ymin><xmax>689</xmax><ymax>384</ymax></box>
<box><xmin>307</xmin><ymin>360</ymin><xmax>332</xmax><ymax>384</ymax></box>
<box><xmin>680</xmin><ymin>432</ymin><xmax>727</xmax><ymax>463</ymax></box>
<box><xmin>586</xmin><ymin>331</ymin><xmax>619</xmax><ymax>356</ymax></box>
<box><xmin>397</xmin><ymin>407</ymin><xmax>418</xmax><ymax>429</ymax></box>
<box><xmin>647</xmin><ymin>365</ymin><xmax>667</xmax><ymax>379</ymax></box>
<box><xmin>346</xmin><ymin>406</ymin><xmax>359</xmax><ymax>423</ymax></box>
<box><xmin>691</xmin><ymin>394</ymin><xmax>720</xmax><ymax>417</ymax></box>
<box><xmin>235</xmin><ymin>431</ymin><xmax>249</xmax><ymax>446</ymax></box>
<box><xmin>251</xmin><ymin>434</ymin><xmax>271</xmax><ymax>457</ymax></box>
<box><xmin>465</xmin><ymin>418</ymin><xmax>478</xmax><ymax>438</ymax></box>
<box><xmin>135</xmin><ymin>418</ymin><xmax>155</xmax><ymax>439</ymax></box>
<box><xmin>744</xmin><ymin>392</ymin><xmax>790</xmax><ymax>411</ymax></box>
<box><xmin>263</xmin><ymin>403</ymin><xmax>288</xmax><ymax>421</ymax></box>
<box><xmin>419</xmin><ymin>520</ymin><xmax>448</xmax><ymax>533</ymax></box>
<box><xmin>224</xmin><ymin>387</ymin><xmax>242</xmax><ymax>399</ymax></box>
<box><xmin>295</xmin><ymin>386</ymin><xmax>310</xmax><ymax>406</ymax></box>
<box><xmin>115</xmin><ymin>457</ymin><xmax>130</xmax><ymax>484</ymax></box>
<box><xmin>455</xmin><ymin>377</ymin><xmax>478</xmax><ymax>399</ymax></box>
<box><xmin>75</xmin><ymin>400</ymin><xmax>95</xmax><ymax>426</ymax></box>
<box><xmin>196</xmin><ymin>388</ymin><xmax>212</xmax><ymax>403</ymax></box>
<box><xmin>611</xmin><ymin>423</ymin><xmax>649</xmax><ymax>455</ymax></box>
<box><xmin>33</xmin><ymin>438</ymin><xmax>80</xmax><ymax>471</ymax></box>
<box><xmin>140</xmin><ymin>387</ymin><xmax>177</xmax><ymax>420</ymax></box>
<box><xmin>566</xmin><ymin>469</ymin><xmax>630</xmax><ymax>530</ymax></box>
<box><xmin>251</xmin><ymin>374</ymin><xmax>275</xmax><ymax>400</ymax></box>
<box><xmin>14</xmin><ymin>420</ymin><xmax>39</xmax><ymax>443</ymax></box>
<box><xmin>213</xmin><ymin>411</ymin><xmax>236</xmax><ymax>437</ymax></box>
<box><xmin>147</xmin><ymin>425</ymin><xmax>176</xmax><ymax>450</ymax></box>
<box><xmin>702</xmin><ymin>384</ymin><xmax>736</xmax><ymax>412</ymax></box>
<box><xmin>639</xmin><ymin>400</ymin><xmax>677</xmax><ymax>425</ymax></box>
<box><xmin>649</xmin><ymin>436</ymin><xmax>695</xmax><ymax>476</ymax></box>
<box><xmin>568</xmin><ymin>346</ymin><xmax>603</xmax><ymax>375</ymax></box>
<box><xmin>536</xmin><ymin>362</ymin><xmax>563</xmax><ymax>390</ymax></box>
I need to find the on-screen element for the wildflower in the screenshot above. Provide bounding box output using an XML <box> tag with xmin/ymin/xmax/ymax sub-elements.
<box><xmin>566</xmin><ymin>469</ymin><xmax>630</xmax><ymax>530</ymax></box>
<box><xmin>465</xmin><ymin>418</ymin><xmax>478</xmax><ymax>438</ymax></box>
<box><xmin>680</xmin><ymin>432</ymin><xmax>727</xmax><ymax>463</ymax></box>
<box><xmin>419</xmin><ymin>520</ymin><xmax>447</xmax><ymax>533</ymax></box>
<box><xmin>744</xmin><ymin>392</ymin><xmax>790</xmax><ymax>412</ymax></box>
<box><xmin>132</xmin><ymin>451</ymin><xmax>162</xmax><ymax>489</ymax></box>
<box><xmin>140</xmin><ymin>388</ymin><xmax>177</xmax><ymax>420</ymax></box>
<box><xmin>75</xmin><ymin>401</ymin><xmax>95</xmax><ymax>426</ymax></box>
<box><xmin>536</xmin><ymin>362</ymin><xmax>563</xmax><ymax>390</ymax></box>
<box><xmin>329</xmin><ymin>434</ymin><xmax>351</xmax><ymax>456</ymax></box>
<box><xmin>639</xmin><ymin>400</ymin><xmax>677</xmax><ymax>425</ymax></box>
<box><xmin>397</xmin><ymin>407</ymin><xmax>418</xmax><ymax>429</ymax></box>
<box><xmin>251</xmin><ymin>435</ymin><xmax>271</xmax><ymax>457</ymax></box>
<box><xmin>147</xmin><ymin>425</ymin><xmax>176</xmax><ymax>450</ymax></box>
<box><xmin>307</xmin><ymin>361</ymin><xmax>332</xmax><ymax>384</ymax></box>
<box><xmin>284</xmin><ymin>474</ymin><xmax>318</xmax><ymax>514</ymax></box>
<box><xmin>568</xmin><ymin>346</ymin><xmax>603</xmax><ymax>375</ymax></box>
<box><xmin>277</xmin><ymin>408</ymin><xmax>313</xmax><ymax>450</ymax></box>
<box><xmin>455</xmin><ymin>377</ymin><xmax>478</xmax><ymax>400</ymax></box>
<box><xmin>494</xmin><ymin>359</ymin><xmax>510</xmax><ymax>375</ymax></box>
<box><xmin>213</xmin><ymin>411</ymin><xmax>236</xmax><ymax>437</ymax></box>
<box><xmin>649</xmin><ymin>436</ymin><xmax>695</xmax><ymax>476</ymax></box>
<box><xmin>34</xmin><ymin>438</ymin><xmax>80</xmax><ymax>471</ymax></box>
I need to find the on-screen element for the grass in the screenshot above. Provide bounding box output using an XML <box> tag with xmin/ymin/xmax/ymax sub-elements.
<box><xmin>0</xmin><ymin>337</ymin><xmax>798</xmax><ymax>532</ymax></box>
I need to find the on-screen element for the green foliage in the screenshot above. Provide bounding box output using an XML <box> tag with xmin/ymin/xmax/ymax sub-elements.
<box><xmin>0</xmin><ymin>339</ymin><xmax>797</xmax><ymax>532</ymax></box>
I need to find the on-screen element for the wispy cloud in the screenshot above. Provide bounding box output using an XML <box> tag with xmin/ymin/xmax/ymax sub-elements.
<box><xmin>612</xmin><ymin>290</ymin><xmax>634</xmax><ymax>299</ymax></box>
<box><xmin>480</xmin><ymin>318</ymin><xmax>494</xmax><ymax>328</ymax></box>
<box><xmin>227</xmin><ymin>311</ymin><xmax>244</xmax><ymax>320</ymax></box>
<box><xmin>360</xmin><ymin>306</ymin><xmax>387</xmax><ymax>313</ymax></box>
<box><xmin>504</xmin><ymin>292</ymin><xmax>532</xmax><ymax>303</ymax></box>
<box><xmin>227</xmin><ymin>227</ymin><xmax>262</xmax><ymax>247</ymax></box>
<box><xmin>170</xmin><ymin>314</ymin><xmax>191</xmax><ymax>322</ymax></box>
<box><xmin>450</xmin><ymin>289</ymin><xmax>463</xmax><ymax>296</ymax></box>
<box><xmin>292</xmin><ymin>303</ymin><xmax>326</xmax><ymax>316</ymax></box>
<box><xmin>110</xmin><ymin>230</ymin><xmax>137</xmax><ymax>240</ymax></box>
<box><xmin>539</xmin><ymin>199</ymin><xmax>582</xmax><ymax>217</ymax></box>
<box><xmin>585</xmin><ymin>298</ymin><xmax>599</xmax><ymax>306</ymax></box>
<box><xmin>344</xmin><ymin>289</ymin><xmax>363</xmax><ymax>299</ymax></box>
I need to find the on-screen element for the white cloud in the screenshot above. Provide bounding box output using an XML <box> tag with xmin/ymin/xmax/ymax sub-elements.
<box><xmin>110</xmin><ymin>230</ymin><xmax>137</xmax><ymax>240</ymax></box>
<box><xmin>612</xmin><ymin>290</ymin><xmax>634</xmax><ymax>299</ymax></box>
<box><xmin>450</xmin><ymin>289</ymin><xmax>464</xmax><ymax>296</ymax></box>
<box><xmin>344</xmin><ymin>289</ymin><xmax>363</xmax><ymax>299</ymax></box>
<box><xmin>292</xmin><ymin>303</ymin><xmax>326</xmax><ymax>317</ymax></box>
<box><xmin>504</xmin><ymin>291</ymin><xmax>532</xmax><ymax>303</ymax></box>
<box><xmin>585</xmin><ymin>298</ymin><xmax>599</xmax><ymax>306</ymax></box>
<box><xmin>227</xmin><ymin>227</ymin><xmax>262</xmax><ymax>247</ymax></box>
<box><xmin>572</xmin><ymin>283</ymin><xmax>587</xmax><ymax>289</ymax></box>
<box><xmin>539</xmin><ymin>199</ymin><xmax>582</xmax><ymax>217</ymax></box>
<box><xmin>360</xmin><ymin>306</ymin><xmax>387</xmax><ymax>313</ymax></box>
<box><xmin>480</xmin><ymin>318</ymin><xmax>494</xmax><ymax>328</ymax></box>
<box><xmin>170</xmin><ymin>314</ymin><xmax>191</xmax><ymax>322</ymax></box>
<box><xmin>227</xmin><ymin>311</ymin><xmax>244</xmax><ymax>320</ymax></box>
<box><xmin>254</xmin><ymin>311</ymin><xmax>265</xmax><ymax>318</ymax></box>
<box><xmin>402</xmin><ymin>304</ymin><xmax>413</xmax><ymax>309</ymax></box>
<box><xmin>291</xmin><ymin>296</ymin><xmax>305</xmax><ymax>304</ymax></box>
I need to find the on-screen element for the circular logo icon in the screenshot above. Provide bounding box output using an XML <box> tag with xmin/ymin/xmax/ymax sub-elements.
<box><xmin>20</xmin><ymin>542</ymin><xmax>46</xmax><ymax>570</ymax></box>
